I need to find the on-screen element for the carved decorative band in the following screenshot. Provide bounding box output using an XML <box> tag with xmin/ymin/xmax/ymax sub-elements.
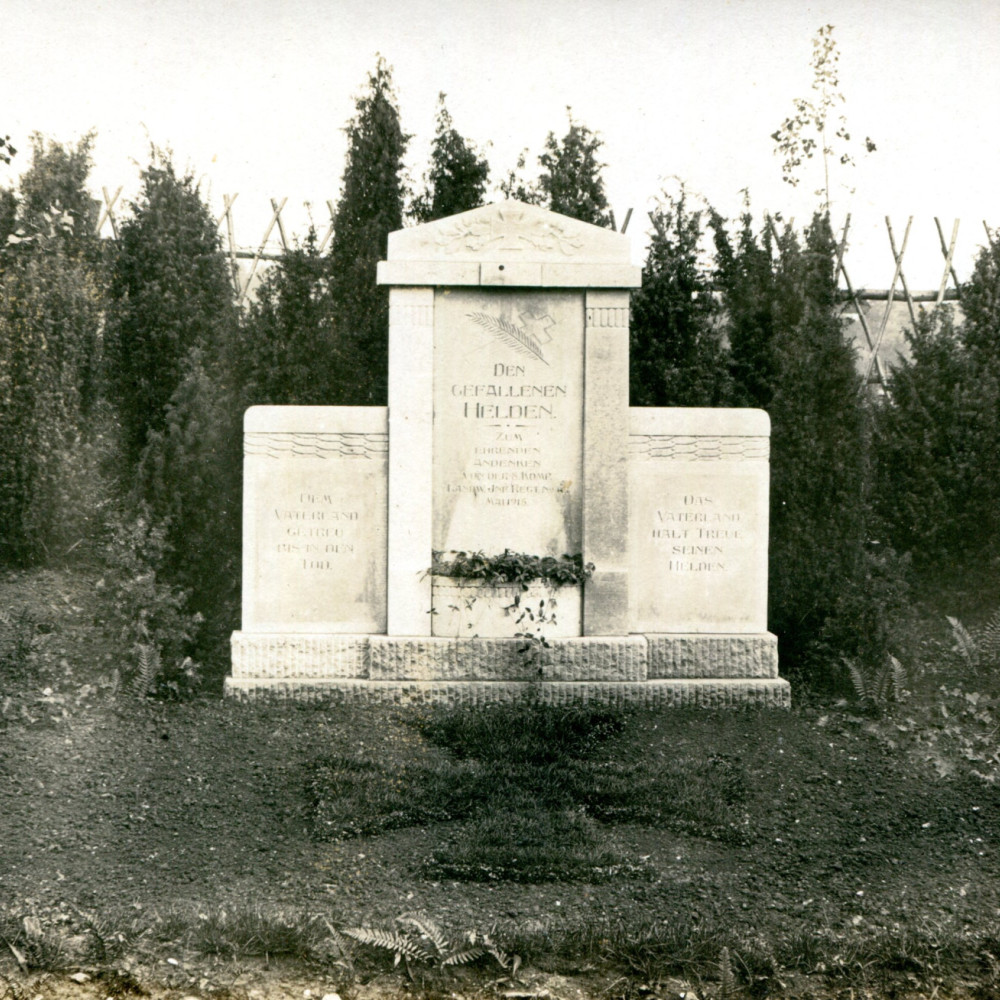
<box><xmin>245</xmin><ymin>432</ymin><xmax>389</xmax><ymax>460</ymax></box>
<box><xmin>585</xmin><ymin>306</ymin><xmax>629</xmax><ymax>328</ymax></box>
<box><xmin>389</xmin><ymin>304</ymin><xmax>433</xmax><ymax>327</ymax></box>
<box><xmin>433</xmin><ymin>209</ymin><xmax>585</xmax><ymax>256</ymax></box>
<box><xmin>630</xmin><ymin>434</ymin><xmax>770</xmax><ymax>461</ymax></box>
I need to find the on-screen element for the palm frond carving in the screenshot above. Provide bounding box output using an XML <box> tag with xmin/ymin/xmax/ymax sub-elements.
<box><xmin>467</xmin><ymin>311</ymin><xmax>548</xmax><ymax>366</ymax></box>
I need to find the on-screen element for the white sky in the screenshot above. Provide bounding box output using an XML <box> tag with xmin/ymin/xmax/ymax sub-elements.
<box><xmin>3</xmin><ymin>0</ymin><xmax>999</xmax><ymax>287</ymax></box>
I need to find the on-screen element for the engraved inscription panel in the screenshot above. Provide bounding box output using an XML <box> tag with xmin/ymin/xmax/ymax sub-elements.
<box><xmin>242</xmin><ymin>407</ymin><xmax>387</xmax><ymax>633</ymax></box>
<box><xmin>629</xmin><ymin>424</ymin><xmax>769</xmax><ymax>634</ymax></box>
<box><xmin>432</xmin><ymin>289</ymin><xmax>584</xmax><ymax>557</ymax></box>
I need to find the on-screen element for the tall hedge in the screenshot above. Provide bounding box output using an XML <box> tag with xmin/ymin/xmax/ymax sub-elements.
<box><xmin>0</xmin><ymin>136</ymin><xmax>104</xmax><ymax>566</ymax></box>
<box><xmin>874</xmin><ymin>236</ymin><xmax>1000</xmax><ymax>573</ymax></box>
<box><xmin>104</xmin><ymin>154</ymin><xmax>236</xmax><ymax>466</ymax></box>
<box><xmin>630</xmin><ymin>190</ymin><xmax>730</xmax><ymax>406</ymax></box>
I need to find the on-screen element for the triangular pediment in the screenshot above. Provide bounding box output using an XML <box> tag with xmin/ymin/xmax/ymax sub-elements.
<box><xmin>385</xmin><ymin>200</ymin><xmax>631</xmax><ymax>265</ymax></box>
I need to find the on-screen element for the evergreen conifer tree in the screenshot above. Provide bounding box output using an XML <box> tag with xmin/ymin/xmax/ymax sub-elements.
<box><xmin>237</xmin><ymin>230</ymin><xmax>340</xmax><ymax>406</ymax></box>
<box><xmin>873</xmin><ymin>234</ymin><xmax>1000</xmax><ymax>571</ymax></box>
<box><xmin>412</xmin><ymin>94</ymin><xmax>489</xmax><ymax>223</ymax></box>
<box><xmin>104</xmin><ymin>152</ymin><xmax>236</xmax><ymax>466</ymax></box>
<box><xmin>629</xmin><ymin>189</ymin><xmax>730</xmax><ymax>406</ymax></box>
<box><xmin>328</xmin><ymin>57</ymin><xmax>408</xmax><ymax>405</ymax></box>
<box><xmin>710</xmin><ymin>206</ymin><xmax>780</xmax><ymax>409</ymax></box>
<box><xmin>0</xmin><ymin>135</ymin><xmax>104</xmax><ymax>565</ymax></box>
<box><xmin>764</xmin><ymin>213</ymin><xmax>877</xmax><ymax>676</ymax></box>
<box><xmin>537</xmin><ymin>111</ymin><xmax>612</xmax><ymax>227</ymax></box>
<box><xmin>18</xmin><ymin>132</ymin><xmax>100</xmax><ymax>259</ymax></box>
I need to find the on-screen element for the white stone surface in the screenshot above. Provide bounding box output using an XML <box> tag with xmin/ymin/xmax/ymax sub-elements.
<box><xmin>380</xmin><ymin>200</ymin><xmax>635</xmax><ymax>267</ymax></box>
<box><xmin>387</xmin><ymin>287</ymin><xmax>435</xmax><ymax>634</ymax></box>
<box><xmin>242</xmin><ymin>406</ymin><xmax>387</xmax><ymax>633</ymax></box>
<box><xmin>376</xmin><ymin>202</ymin><xmax>639</xmax><ymax>288</ymax></box>
<box><xmin>629</xmin><ymin>408</ymin><xmax>770</xmax><ymax>634</ymax></box>
<box><xmin>231</xmin><ymin>632</ymin><xmax>369</xmax><ymax>677</ymax></box>
<box><xmin>430</xmin><ymin>580</ymin><xmax>581</xmax><ymax>638</ymax></box>
<box><xmin>582</xmin><ymin>290</ymin><xmax>631</xmax><ymax>634</ymax></box>
<box><xmin>432</xmin><ymin>288</ymin><xmax>584</xmax><ymax>559</ymax></box>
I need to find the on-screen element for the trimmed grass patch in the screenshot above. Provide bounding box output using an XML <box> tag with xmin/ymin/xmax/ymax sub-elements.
<box><xmin>307</xmin><ymin>699</ymin><xmax>754</xmax><ymax>881</ymax></box>
<box><xmin>424</xmin><ymin>799</ymin><xmax>651</xmax><ymax>884</ymax></box>
<box><xmin>415</xmin><ymin>699</ymin><xmax>629</xmax><ymax>764</ymax></box>
<box><xmin>572</xmin><ymin>752</ymin><xmax>752</xmax><ymax>844</ymax></box>
<box><xmin>308</xmin><ymin>755</ymin><xmax>485</xmax><ymax>838</ymax></box>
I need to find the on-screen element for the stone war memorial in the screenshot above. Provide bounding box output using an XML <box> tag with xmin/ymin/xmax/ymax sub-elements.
<box><xmin>226</xmin><ymin>201</ymin><xmax>790</xmax><ymax>707</ymax></box>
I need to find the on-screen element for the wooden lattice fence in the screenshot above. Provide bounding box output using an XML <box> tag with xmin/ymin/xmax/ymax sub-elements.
<box><xmin>94</xmin><ymin>190</ymin><xmax>996</xmax><ymax>388</ymax></box>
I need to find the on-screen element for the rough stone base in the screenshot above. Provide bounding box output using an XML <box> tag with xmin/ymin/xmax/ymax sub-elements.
<box><xmin>647</xmin><ymin>633</ymin><xmax>778</xmax><ymax>678</ymax></box>
<box><xmin>223</xmin><ymin>676</ymin><xmax>790</xmax><ymax>708</ymax></box>
<box><xmin>230</xmin><ymin>633</ymin><xmax>368</xmax><ymax>678</ymax></box>
<box><xmin>228</xmin><ymin>630</ymin><xmax>787</xmax><ymax>706</ymax></box>
<box><xmin>369</xmin><ymin>635</ymin><xmax>647</xmax><ymax>681</ymax></box>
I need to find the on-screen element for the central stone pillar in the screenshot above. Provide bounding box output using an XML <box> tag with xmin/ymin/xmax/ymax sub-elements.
<box><xmin>377</xmin><ymin>201</ymin><xmax>641</xmax><ymax>640</ymax></box>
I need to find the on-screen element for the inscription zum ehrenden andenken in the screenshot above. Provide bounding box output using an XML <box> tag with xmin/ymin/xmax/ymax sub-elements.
<box><xmin>652</xmin><ymin>494</ymin><xmax>744</xmax><ymax>572</ymax></box>
<box><xmin>447</xmin><ymin>363</ymin><xmax>571</xmax><ymax>508</ymax></box>
<box><xmin>272</xmin><ymin>494</ymin><xmax>359</xmax><ymax>568</ymax></box>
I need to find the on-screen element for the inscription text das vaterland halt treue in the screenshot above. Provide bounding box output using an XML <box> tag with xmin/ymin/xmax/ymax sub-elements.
<box><xmin>226</xmin><ymin>201</ymin><xmax>789</xmax><ymax>706</ymax></box>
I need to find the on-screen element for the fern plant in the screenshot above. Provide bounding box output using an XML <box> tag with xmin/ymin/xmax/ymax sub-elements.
<box><xmin>132</xmin><ymin>643</ymin><xmax>161</xmax><ymax>697</ymax></box>
<box><xmin>944</xmin><ymin>611</ymin><xmax>1000</xmax><ymax>673</ymax></box>
<box><xmin>947</xmin><ymin>615</ymin><xmax>979</xmax><ymax>670</ymax></box>
<box><xmin>846</xmin><ymin>653</ymin><xmax>907</xmax><ymax>709</ymax></box>
<box><xmin>0</xmin><ymin>607</ymin><xmax>41</xmax><ymax>680</ymax></box>
<box><xmin>979</xmin><ymin>611</ymin><xmax>1000</xmax><ymax>666</ymax></box>
<box><xmin>342</xmin><ymin>913</ymin><xmax>518</xmax><ymax>974</ymax></box>
<box><xmin>717</xmin><ymin>946</ymin><xmax>738</xmax><ymax>1000</ymax></box>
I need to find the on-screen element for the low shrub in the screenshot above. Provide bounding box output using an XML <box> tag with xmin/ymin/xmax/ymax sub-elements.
<box><xmin>431</xmin><ymin>550</ymin><xmax>594</xmax><ymax>587</ymax></box>
<box><xmin>98</xmin><ymin>505</ymin><xmax>202</xmax><ymax>698</ymax></box>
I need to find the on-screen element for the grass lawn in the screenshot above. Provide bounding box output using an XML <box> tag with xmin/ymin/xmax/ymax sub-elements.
<box><xmin>2</xmin><ymin>567</ymin><xmax>1000</xmax><ymax>999</ymax></box>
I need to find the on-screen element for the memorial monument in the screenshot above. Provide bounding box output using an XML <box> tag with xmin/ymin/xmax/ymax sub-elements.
<box><xmin>226</xmin><ymin>201</ymin><xmax>789</xmax><ymax>706</ymax></box>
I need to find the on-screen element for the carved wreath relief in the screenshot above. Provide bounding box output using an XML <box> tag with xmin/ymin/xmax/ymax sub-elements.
<box><xmin>434</xmin><ymin>206</ymin><xmax>585</xmax><ymax>256</ymax></box>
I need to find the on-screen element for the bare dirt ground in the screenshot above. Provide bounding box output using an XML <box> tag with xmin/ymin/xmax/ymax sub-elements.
<box><xmin>2</xmin><ymin>568</ymin><xmax>1000</xmax><ymax>999</ymax></box>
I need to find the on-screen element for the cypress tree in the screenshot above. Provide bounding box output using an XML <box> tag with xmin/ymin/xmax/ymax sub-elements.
<box><xmin>710</xmin><ymin>206</ymin><xmax>780</xmax><ymax>409</ymax></box>
<box><xmin>104</xmin><ymin>152</ymin><xmax>235</xmax><ymax>466</ymax></box>
<box><xmin>537</xmin><ymin>111</ymin><xmax>612</xmax><ymax>227</ymax></box>
<box><xmin>0</xmin><ymin>135</ymin><xmax>104</xmax><ymax>565</ymax></box>
<box><xmin>629</xmin><ymin>189</ymin><xmax>730</xmax><ymax>406</ymax></box>
<box><xmin>328</xmin><ymin>57</ymin><xmax>408</xmax><ymax>405</ymax></box>
<box><xmin>873</xmin><ymin>235</ymin><xmax>1000</xmax><ymax>571</ymax></box>
<box><xmin>764</xmin><ymin>213</ymin><xmax>879</xmax><ymax>678</ymax></box>
<box><xmin>237</xmin><ymin>231</ymin><xmax>340</xmax><ymax>406</ymax></box>
<box><xmin>412</xmin><ymin>94</ymin><xmax>489</xmax><ymax>223</ymax></box>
